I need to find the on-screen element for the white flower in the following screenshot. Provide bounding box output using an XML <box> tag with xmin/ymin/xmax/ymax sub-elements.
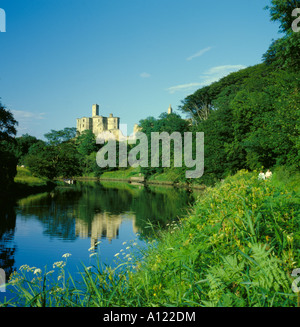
<box><xmin>34</xmin><ymin>269</ymin><xmax>42</xmax><ymax>275</ymax></box>
<box><xmin>62</xmin><ymin>253</ymin><xmax>71</xmax><ymax>258</ymax></box>
<box><xmin>46</xmin><ymin>270</ymin><xmax>55</xmax><ymax>276</ymax></box>
<box><xmin>89</xmin><ymin>252</ymin><xmax>97</xmax><ymax>258</ymax></box>
<box><xmin>126</xmin><ymin>246</ymin><xmax>130</xmax><ymax>250</ymax></box>
<box><xmin>19</xmin><ymin>265</ymin><xmax>30</xmax><ymax>271</ymax></box>
<box><xmin>53</xmin><ymin>261</ymin><xmax>66</xmax><ymax>269</ymax></box>
<box><xmin>114</xmin><ymin>253</ymin><xmax>120</xmax><ymax>257</ymax></box>
<box><xmin>122</xmin><ymin>242</ymin><xmax>127</xmax><ymax>245</ymax></box>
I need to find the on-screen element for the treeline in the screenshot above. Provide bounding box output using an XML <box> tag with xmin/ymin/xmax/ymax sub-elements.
<box><xmin>0</xmin><ymin>0</ymin><xmax>299</xmax><ymax>188</ymax></box>
<box><xmin>176</xmin><ymin>0</ymin><xmax>300</xmax><ymax>184</ymax></box>
<box><xmin>0</xmin><ymin>113</ymin><xmax>193</xmax><ymax>182</ymax></box>
<box><xmin>2</xmin><ymin>127</ymin><xmax>104</xmax><ymax>180</ymax></box>
<box><xmin>178</xmin><ymin>63</ymin><xmax>299</xmax><ymax>184</ymax></box>
<box><xmin>139</xmin><ymin>0</ymin><xmax>300</xmax><ymax>184</ymax></box>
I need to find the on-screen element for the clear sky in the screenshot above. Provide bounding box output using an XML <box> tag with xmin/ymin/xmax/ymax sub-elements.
<box><xmin>0</xmin><ymin>0</ymin><xmax>281</xmax><ymax>139</ymax></box>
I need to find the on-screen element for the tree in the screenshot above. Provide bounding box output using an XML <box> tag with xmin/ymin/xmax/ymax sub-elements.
<box><xmin>0</xmin><ymin>102</ymin><xmax>17</xmax><ymax>142</ymax></box>
<box><xmin>44</xmin><ymin>127</ymin><xmax>77</xmax><ymax>146</ymax></box>
<box><xmin>25</xmin><ymin>146</ymin><xmax>58</xmax><ymax>180</ymax></box>
<box><xmin>265</xmin><ymin>0</ymin><xmax>300</xmax><ymax>34</ymax></box>
<box><xmin>179</xmin><ymin>85</ymin><xmax>212</xmax><ymax>125</ymax></box>
<box><xmin>176</xmin><ymin>59</ymin><xmax>300</xmax><ymax>184</ymax></box>
<box><xmin>138</xmin><ymin>113</ymin><xmax>190</xmax><ymax>179</ymax></box>
<box><xmin>25</xmin><ymin>141</ymin><xmax>82</xmax><ymax>179</ymax></box>
<box><xmin>0</xmin><ymin>102</ymin><xmax>18</xmax><ymax>193</ymax></box>
<box><xmin>5</xmin><ymin>134</ymin><xmax>44</xmax><ymax>164</ymax></box>
<box><xmin>75</xmin><ymin>129</ymin><xmax>98</xmax><ymax>156</ymax></box>
<box><xmin>263</xmin><ymin>0</ymin><xmax>300</xmax><ymax>70</ymax></box>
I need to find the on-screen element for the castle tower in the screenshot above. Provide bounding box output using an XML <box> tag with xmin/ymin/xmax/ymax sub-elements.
<box><xmin>77</xmin><ymin>104</ymin><xmax>120</xmax><ymax>140</ymax></box>
<box><xmin>168</xmin><ymin>104</ymin><xmax>173</xmax><ymax>114</ymax></box>
<box><xmin>92</xmin><ymin>104</ymin><xmax>99</xmax><ymax>117</ymax></box>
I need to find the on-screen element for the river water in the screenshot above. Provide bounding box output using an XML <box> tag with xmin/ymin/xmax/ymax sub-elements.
<box><xmin>0</xmin><ymin>181</ymin><xmax>200</xmax><ymax>303</ymax></box>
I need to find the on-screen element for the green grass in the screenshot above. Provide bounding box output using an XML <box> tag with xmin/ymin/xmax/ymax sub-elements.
<box><xmin>11</xmin><ymin>166</ymin><xmax>56</xmax><ymax>198</ymax></box>
<box><xmin>14</xmin><ymin>166</ymin><xmax>48</xmax><ymax>186</ymax></box>
<box><xmin>148</xmin><ymin>169</ymin><xmax>182</xmax><ymax>183</ymax></box>
<box><xmin>2</xmin><ymin>168</ymin><xmax>300</xmax><ymax>307</ymax></box>
<box><xmin>100</xmin><ymin>167</ymin><xmax>143</xmax><ymax>180</ymax></box>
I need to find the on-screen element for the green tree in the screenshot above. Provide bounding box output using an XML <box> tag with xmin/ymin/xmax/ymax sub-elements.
<box><xmin>44</xmin><ymin>127</ymin><xmax>77</xmax><ymax>146</ymax></box>
<box><xmin>25</xmin><ymin>136</ymin><xmax>82</xmax><ymax>179</ymax></box>
<box><xmin>0</xmin><ymin>102</ymin><xmax>17</xmax><ymax>142</ymax></box>
<box><xmin>138</xmin><ymin>113</ymin><xmax>190</xmax><ymax>179</ymax></box>
<box><xmin>179</xmin><ymin>85</ymin><xmax>212</xmax><ymax>125</ymax></box>
<box><xmin>6</xmin><ymin>134</ymin><xmax>44</xmax><ymax>164</ymax></box>
<box><xmin>178</xmin><ymin>61</ymin><xmax>300</xmax><ymax>183</ymax></box>
<box><xmin>263</xmin><ymin>0</ymin><xmax>300</xmax><ymax>70</ymax></box>
<box><xmin>75</xmin><ymin>130</ymin><xmax>98</xmax><ymax>156</ymax></box>
<box><xmin>0</xmin><ymin>102</ymin><xmax>18</xmax><ymax>193</ymax></box>
<box><xmin>25</xmin><ymin>145</ymin><xmax>58</xmax><ymax>180</ymax></box>
<box><xmin>265</xmin><ymin>0</ymin><xmax>300</xmax><ymax>33</ymax></box>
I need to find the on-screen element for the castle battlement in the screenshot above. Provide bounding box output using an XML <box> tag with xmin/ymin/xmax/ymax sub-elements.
<box><xmin>76</xmin><ymin>104</ymin><xmax>120</xmax><ymax>139</ymax></box>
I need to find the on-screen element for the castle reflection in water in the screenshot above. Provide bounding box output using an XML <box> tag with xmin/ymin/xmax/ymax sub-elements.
<box><xmin>75</xmin><ymin>211</ymin><xmax>138</xmax><ymax>246</ymax></box>
<box><xmin>0</xmin><ymin>181</ymin><xmax>199</xmax><ymax>283</ymax></box>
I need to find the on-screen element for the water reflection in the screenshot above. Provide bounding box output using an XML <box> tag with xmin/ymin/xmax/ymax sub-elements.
<box><xmin>0</xmin><ymin>200</ymin><xmax>17</xmax><ymax>276</ymax></box>
<box><xmin>0</xmin><ymin>181</ymin><xmax>201</xmax><ymax>281</ymax></box>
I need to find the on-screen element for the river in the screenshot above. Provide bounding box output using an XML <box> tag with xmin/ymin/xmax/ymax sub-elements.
<box><xmin>0</xmin><ymin>181</ymin><xmax>200</xmax><ymax>303</ymax></box>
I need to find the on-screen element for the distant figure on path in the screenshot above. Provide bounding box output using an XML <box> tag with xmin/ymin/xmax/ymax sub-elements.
<box><xmin>265</xmin><ymin>169</ymin><xmax>272</xmax><ymax>179</ymax></box>
<box><xmin>258</xmin><ymin>171</ymin><xmax>265</xmax><ymax>180</ymax></box>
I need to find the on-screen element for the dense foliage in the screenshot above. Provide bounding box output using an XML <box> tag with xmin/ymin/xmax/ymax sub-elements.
<box><xmin>179</xmin><ymin>64</ymin><xmax>300</xmax><ymax>184</ymax></box>
<box><xmin>0</xmin><ymin>102</ymin><xmax>18</xmax><ymax>194</ymax></box>
<box><xmin>263</xmin><ymin>0</ymin><xmax>300</xmax><ymax>70</ymax></box>
<box><xmin>3</xmin><ymin>169</ymin><xmax>299</xmax><ymax>307</ymax></box>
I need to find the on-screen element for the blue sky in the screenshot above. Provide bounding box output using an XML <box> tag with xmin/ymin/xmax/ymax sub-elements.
<box><xmin>0</xmin><ymin>0</ymin><xmax>281</xmax><ymax>139</ymax></box>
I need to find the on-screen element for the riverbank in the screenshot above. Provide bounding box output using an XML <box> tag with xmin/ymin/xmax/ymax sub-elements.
<box><xmin>3</xmin><ymin>167</ymin><xmax>57</xmax><ymax>200</ymax></box>
<box><xmin>3</xmin><ymin>167</ymin><xmax>299</xmax><ymax>307</ymax></box>
<box><xmin>59</xmin><ymin>167</ymin><xmax>206</xmax><ymax>190</ymax></box>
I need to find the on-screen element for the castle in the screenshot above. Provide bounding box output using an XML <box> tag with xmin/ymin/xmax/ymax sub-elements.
<box><xmin>76</xmin><ymin>103</ymin><xmax>173</xmax><ymax>139</ymax></box>
<box><xmin>76</xmin><ymin>104</ymin><xmax>120</xmax><ymax>139</ymax></box>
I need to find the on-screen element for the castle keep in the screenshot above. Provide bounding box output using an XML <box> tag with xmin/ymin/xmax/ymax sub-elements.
<box><xmin>76</xmin><ymin>104</ymin><xmax>120</xmax><ymax>138</ymax></box>
<box><xmin>76</xmin><ymin>103</ymin><xmax>173</xmax><ymax>140</ymax></box>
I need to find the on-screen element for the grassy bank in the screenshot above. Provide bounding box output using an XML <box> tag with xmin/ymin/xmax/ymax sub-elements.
<box><xmin>96</xmin><ymin>167</ymin><xmax>206</xmax><ymax>189</ymax></box>
<box><xmin>99</xmin><ymin>167</ymin><xmax>143</xmax><ymax>181</ymax></box>
<box><xmin>14</xmin><ymin>166</ymin><xmax>48</xmax><ymax>186</ymax></box>
<box><xmin>2</xmin><ymin>168</ymin><xmax>299</xmax><ymax>307</ymax></box>
<box><xmin>11</xmin><ymin>167</ymin><xmax>56</xmax><ymax>198</ymax></box>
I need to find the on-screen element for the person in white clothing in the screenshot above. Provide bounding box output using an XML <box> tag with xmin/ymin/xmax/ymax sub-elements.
<box><xmin>258</xmin><ymin>171</ymin><xmax>265</xmax><ymax>180</ymax></box>
<box><xmin>265</xmin><ymin>169</ymin><xmax>272</xmax><ymax>179</ymax></box>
